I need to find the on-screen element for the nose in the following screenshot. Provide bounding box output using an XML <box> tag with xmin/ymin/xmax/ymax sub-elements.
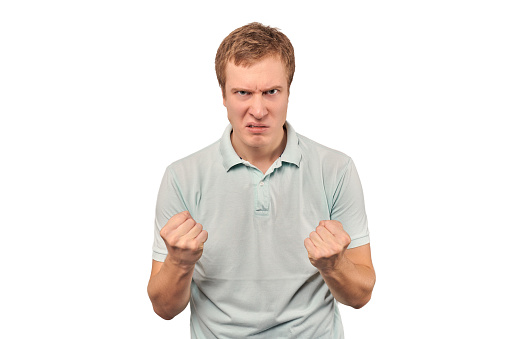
<box><xmin>248</xmin><ymin>94</ymin><xmax>268</xmax><ymax>119</ymax></box>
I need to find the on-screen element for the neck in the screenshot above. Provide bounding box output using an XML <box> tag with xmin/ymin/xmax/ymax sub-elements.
<box><xmin>232</xmin><ymin>127</ymin><xmax>287</xmax><ymax>173</ymax></box>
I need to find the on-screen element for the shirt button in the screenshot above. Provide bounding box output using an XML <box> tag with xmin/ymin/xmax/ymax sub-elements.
<box><xmin>259</xmin><ymin>181</ymin><xmax>264</xmax><ymax>186</ymax></box>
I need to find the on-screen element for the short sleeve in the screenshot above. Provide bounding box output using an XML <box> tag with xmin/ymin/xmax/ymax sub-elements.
<box><xmin>152</xmin><ymin>166</ymin><xmax>188</xmax><ymax>262</ymax></box>
<box><xmin>330</xmin><ymin>159</ymin><xmax>370</xmax><ymax>249</ymax></box>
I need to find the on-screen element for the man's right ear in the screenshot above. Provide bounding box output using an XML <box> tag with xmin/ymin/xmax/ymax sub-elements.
<box><xmin>222</xmin><ymin>89</ymin><xmax>226</xmax><ymax>107</ymax></box>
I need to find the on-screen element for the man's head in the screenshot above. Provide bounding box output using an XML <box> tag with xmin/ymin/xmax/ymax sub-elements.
<box><xmin>215</xmin><ymin>22</ymin><xmax>295</xmax><ymax>97</ymax></box>
<box><xmin>216</xmin><ymin>23</ymin><xmax>295</xmax><ymax>161</ymax></box>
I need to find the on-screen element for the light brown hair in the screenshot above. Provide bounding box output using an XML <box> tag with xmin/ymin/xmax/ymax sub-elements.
<box><xmin>215</xmin><ymin>22</ymin><xmax>295</xmax><ymax>96</ymax></box>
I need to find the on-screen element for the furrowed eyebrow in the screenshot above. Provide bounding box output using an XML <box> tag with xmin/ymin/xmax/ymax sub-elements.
<box><xmin>231</xmin><ymin>88</ymin><xmax>251</xmax><ymax>93</ymax></box>
<box><xmin>263</xmin><ymin>86</ymin><xmax>283</xmax><ymax>92</ymax></box>
<box><xmin>230</xmin><ymin>86</ymin><xmax>284</xmax><ymax>93</ymax></box>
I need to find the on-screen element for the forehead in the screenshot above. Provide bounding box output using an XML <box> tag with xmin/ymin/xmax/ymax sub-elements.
<box><xmin>225</xmin><ymin>57</ymin><xmax>287</xmax><ymax>90</ymax></box>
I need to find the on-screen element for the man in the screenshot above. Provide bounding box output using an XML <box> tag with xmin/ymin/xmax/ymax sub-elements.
<box><xmin>148</xmin><ymin>22</ymin><xmax>375</xmax><ymax>338</ymax></box>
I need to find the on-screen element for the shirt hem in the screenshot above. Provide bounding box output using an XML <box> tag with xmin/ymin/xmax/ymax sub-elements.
<box><xmin>152</xmin><ymin>251</ymin><xmax>167</xmax><ymax>262</ymax></box>
<box><xmin>348</xmin><ymin>234</ymin><xmax>370</xmax><ymax>249</ymax></box>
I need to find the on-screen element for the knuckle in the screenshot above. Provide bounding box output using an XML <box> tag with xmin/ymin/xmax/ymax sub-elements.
<box><xmin>332</xmin><ymin>243</ymin><xmax>342</xmax><ymax>253</ymax></box>
<box><xmin>159</xmin><ymin>228</ymin><xmax>167</xmax><ymax>239</ymax></box>
<box><xmin>200</xmin><ymin>230</ymin><xmax>209</xmax><ymax>241</ymax></box>
<box><xmin>169</xmin><ymin>212</ymin><xmax>184</xmax><ymax>223</ymax></box>
<box><xmin>327</xmin><ymin>248</ymin><xmax>337</xmax><ymax>257</ymax></box>
<box><xmin>181</xmin><ymin>240</ymin><xmax>192</xmax><ymax>250</ymax></box>
<box><xmin>160</xmin><ymin>227</ymin><xmax>172</xmax><ymax>241</ymax></box>
<box><xmin>190</xmin><ymin>240</ymin><xmax>202</xmax><ymax>252</ymax></box>
<box><xmin>169</xmin><ymin>211</ymin><xmax>191</xmax><ymax>226</ymax></box>
<box><xmin>167</xmin><ymin>235</ymin><xmax>180</xmax><ymax>247</ymax></box>
<box><xmin>329</xmin><ymin>220</ymin><xmax>342</xmax><ymax>229</ymax></box>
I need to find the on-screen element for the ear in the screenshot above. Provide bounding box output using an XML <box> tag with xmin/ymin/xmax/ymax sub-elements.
<box><xmin>222</xmin><ymin>88</ymin><xmax>226</xmax><ymax>107</ymax></box>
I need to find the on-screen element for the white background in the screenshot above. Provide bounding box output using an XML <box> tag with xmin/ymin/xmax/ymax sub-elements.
<box><xmin>1</xmin><ymin>1</ymin><xmax>508</xmax><ymax>338</ymax></box>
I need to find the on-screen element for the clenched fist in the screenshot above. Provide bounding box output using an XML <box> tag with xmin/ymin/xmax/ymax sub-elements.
<box><xmin>160</xmin><ymin>211</ymin><xmax>208</xmax><ymax>269</ymax></box>
<box><xmin>304</xmin><ymin>220</ymin><xmax>351</xmax><ymax>273</ymax></box>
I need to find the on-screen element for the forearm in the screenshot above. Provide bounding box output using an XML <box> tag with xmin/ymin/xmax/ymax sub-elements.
<box><xmin>147</xmin><ymin>260</ymin><xmax>194</xmax><ymax>320</ymax></box>
<box><xmin>320</xmin><ymin>257</ymin><xmax>376</xmax><ymax>309</ymax></box>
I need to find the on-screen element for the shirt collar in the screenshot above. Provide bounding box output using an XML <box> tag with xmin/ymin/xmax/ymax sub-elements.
<box><xmin>219</xmin><ymin>121</ymin><xmax>302</xmax><ymax>172</ymax></box>
<box><xmin>219</xmin><ymin>124</ymin><xmax>243</xmax><ymax>171</ymax></box>
<box><xmin>280</xmin><ymin>121</ymin><xmax>302</xmax><ymax>167</ymax></box>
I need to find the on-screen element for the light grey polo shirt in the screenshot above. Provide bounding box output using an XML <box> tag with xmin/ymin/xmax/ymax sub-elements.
<box><xmin>152</xmin><ymin>122</ymin><xmax>369</xmax><ymax>338</ymax></box>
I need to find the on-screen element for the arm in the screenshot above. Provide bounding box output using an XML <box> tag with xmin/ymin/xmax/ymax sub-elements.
<box><xmin>304</xmin><ymin>220</ymin><xmax>375</xmax><ymax>309</ymax></box>
<box><xmin>147</xmin><ymin>211</ymin><xmax>208</xmax><ymax>320</ymax></box>
<box><xmin>320</xmin><ymin>243</ymin><xmax>375</xmax><ymax>308</ymax></box>
<box><xmin>147</xmin><ymin>259</ymin><xmax>193</xmax><ymax>320</ymax></box>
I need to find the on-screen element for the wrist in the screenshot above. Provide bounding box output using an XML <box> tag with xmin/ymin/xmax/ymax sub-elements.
<box><xmin>319</xmin><ymin>254</ymin><xmax>349</xmax><ymax>277</ymax></box>
<box><xmin>163</xmin><ymin>257</ymin><xmax>195</xmax><ymax>276</ymax></box>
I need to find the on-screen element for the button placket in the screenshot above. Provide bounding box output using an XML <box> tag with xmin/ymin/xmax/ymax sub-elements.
<box><xmin>252</xmin><ymin>170</ymin><xmax>269</xmax><ymax>215</ymax></box>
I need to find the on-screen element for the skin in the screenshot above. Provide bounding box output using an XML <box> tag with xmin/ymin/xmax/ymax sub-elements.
<box><xmin>304</xmin><ymin>220</ymin><xmax>376</xmax><ymax>308</ymax></box>
<box><xmin>223</xmin><ymin>56</ymin><xmax>289</xmax><ymax>174</ymax></box>
<box><xmin>147</xmin><ymin>57</ymin><xmax>375</xmax><ymax>320</ymax></box>
<box><xmin>147</xmin><ymin>211</ymin><xmax>207</xmax><ymax>320</ymax></box>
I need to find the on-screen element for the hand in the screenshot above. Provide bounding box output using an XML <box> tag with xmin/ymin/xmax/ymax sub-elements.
<box><xmin>160</xmin><ymin>211</ymin><xmax>208</xmax><ymax>269</ymax></box>
<box><xmin>304</xmin><ymin>220</ymin><xmax>351</xmax><ymax>273</ymax></box>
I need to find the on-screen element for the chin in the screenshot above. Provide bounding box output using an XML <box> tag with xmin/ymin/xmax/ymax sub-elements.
<box><xmin>246</xmin><ymin>136</ymin><xmax>269</xmax><ymax>146</ymax></box>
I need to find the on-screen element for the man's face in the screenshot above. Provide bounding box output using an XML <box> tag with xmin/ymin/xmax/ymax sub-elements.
<box><xmin>223</xmin><ymin>56</ymin><xmax>289</xmax><ymax>155</ymax></box>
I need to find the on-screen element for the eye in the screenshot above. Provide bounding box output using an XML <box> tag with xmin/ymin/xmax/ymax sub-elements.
<box><xmin>266</xmin><ymin>89</ymin><xmax>279</xmax><ymax>95</ymax></box>
<box><xmin>237</xmin><ymin>91</ymin><xmax>249</xmax><ymax>96</ymax></box>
